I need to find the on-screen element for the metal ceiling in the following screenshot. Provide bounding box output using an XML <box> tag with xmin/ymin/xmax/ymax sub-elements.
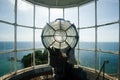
<box><xmin>25</xmin><ymin>0</ymin><xmax>93</xmax><ymax>8</ymax></box>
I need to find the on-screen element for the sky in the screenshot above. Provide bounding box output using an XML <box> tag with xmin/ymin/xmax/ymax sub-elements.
<box><xmin>0</xmin><ymin>0</ymin><xmax>119</xmax><ymax>42</ymax></box>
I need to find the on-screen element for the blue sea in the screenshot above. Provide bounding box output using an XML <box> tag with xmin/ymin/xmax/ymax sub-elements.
<box><xmin>0</xmin><ymin>42</ymin><xmax>119</xmax><ymax>77</ymax></box>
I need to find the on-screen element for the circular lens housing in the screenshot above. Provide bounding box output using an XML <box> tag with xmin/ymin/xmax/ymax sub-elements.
<box><xmin>54</xmin><ymin>30</ymin><xmax>66</xmax><ymax>43</ymax></box>
<box><xmin>41</xmin><ymin>19</ymin><xmax>79</xmax><ymax>49</ymax></box>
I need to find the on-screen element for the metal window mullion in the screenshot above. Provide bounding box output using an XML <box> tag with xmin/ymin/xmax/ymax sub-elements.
<box><xmin>77</xmin><ymin>6</ymin><xmax>80</xmax><ymax>67</ymax></box>
<box><xmin>14</xmin><ymin>0</ymin><xmax>17</xmax><ymax>72</ymax></box>
<box><xmin>0</xmin><ymin>20</ymin><xmax>14</xmax><ymax>25</ymax></box>
<box><xmin>95</xmin><ymin>0</ymin><xmax>98</xmax><ymax>72</ymax></box>
<box><xmin>48</xmin><ymin>8</ymin><xmax>50</xmax><ymax>64</ymax></box>
<box><xmin>48</xmin><ymin>8</ymin><xmax>50</xmax><ymax>23</ymax></box>
<box><xmin>78</xmin><ymin>21</ymin><xmax>119</xmax><ymax>30</ymax></box>
<box><xmin>16</xmin><ymin>20</ymin><xmax>119</xmax><ymax>29</ymax></box>
<box><xmin>17</xmin><ymin>24</ymin><xmax>33</xmax><ymax>28</ymax></box>
<box><xmin>10</xmin><ymin>52</ymin><xmax>12</xmax><ymax>73</ymax></box>
<box><xmin>63</xmin><ymin>8</ymin><xmax>64</xmax><ymax>19</ymax></box>
<box><xmin>119</xmin><ymin>0</ymin><xmax>120</xmax><ymax>79</ymax></box>
<box><xmin>33</xmin><ymin>4</ymin><xmax>36</xmax><ymax>67</ymax></box>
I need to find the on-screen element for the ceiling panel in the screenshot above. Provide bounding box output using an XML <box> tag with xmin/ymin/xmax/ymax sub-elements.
<box><xmin>25</xmin><ymin>0</ymin><xmax>93</xmax><ymax>8</ymax></box>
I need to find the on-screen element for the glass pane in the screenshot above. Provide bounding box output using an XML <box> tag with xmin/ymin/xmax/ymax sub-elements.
<box><xmin>97</xmin><ymin>0</ymin><xmax>119</xmax><ymax>25</ymax></box>
<box><xmin>79</xmin><ymin>2</ymin><xmax>95</xmax><ymax>27</ymax></box>
<box><xmin>98</xmin><ymin>24</ymin><xmax>119</xmax><ymax>52</ymax></box>
<box><xmin>66</xmin><ymin>27</ymin><xmax>77</xmax><ymax>36</ymax></box>
<box><xmin>0</xmin><ymin>52</ymin><xmax>15</xmax><ymax>77</ymax></box>
<box><xmin>43</xmin><ymin>23</ymin><xmax>55</xmax><ymax>36</ymax></box>
<box><xmin>97</xmin><ymin>52</ymin><xmax>118</xmax><ymax>76</ymax></box>
<box><xmin>35</xmin><ymin>6</ymin><xmax>48</xmax><ymax>28</ymax></box>
<box><xmin>17</xmin><ymin>51</ymin><xmax>33</xmax><ymax>69</ymax></box>
<box><xmin>50</xmin><ymin>20</ymin><xmax>60</xmax><ymax>30</ymax></box>
<box><xmin>0</xmin><ymin>23</ymin><xmax>14</xmax><ymax>51</ymax></box>
<box><xmin>35</xmin><ymin>49</ymin><xmax>48</xmax><ymax>65</ymax></box>
<box><xmin>50</xmin><ymin>8</ymin><xmax>63</xmax><ymax>22</ymax></box>
<box><xmin>79</xmin><ymin>28</ymin><xmax>95</xmax><ymax>50</ymax></box>
<box><xmin>0</xmin><ymin>0</ymin><xmax>14</xmax><ymax>22</ymax></box>
<box><xmin>66</xmin><ymin>37</ymin><xmax>77</xmax><ymax>48</ymax></box>
<box><xmin>17</xmin><ymin>0</ymin><xmax>33</xmax><ymax>26</ymax></box>
<box><xmin>80</xmin><ymin>50</ymin><xmax>95</xmax><ymax>68</ymax></box>
<box><xmin>65</xmin><ymin>7</ymin><xmax>78</xmax><ymax>28</ymax></box>
<box><xmin>35</xmin><ymin>29</ymin><xmax>44</xmax><ymax>48</ymax></box>
<box><xmin>17</xmin><ymin>27</ymin><xmax>33</xmax><ymax>49</ymax></box>
<box><xmin>61</xmin><ymin>42</ymin><xmax>68</xmax><ymax>49</ymax></box>
<box><xmin>61</xmin><ymin>20</ymin><xmax>71</xmax><ymax>30</ymax></box>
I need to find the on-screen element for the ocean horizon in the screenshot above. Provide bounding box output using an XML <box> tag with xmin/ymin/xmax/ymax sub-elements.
<box><xmin>0</xmin><ymin>41</ymin><xmax>119</xmax><ymax>77</ymax></box>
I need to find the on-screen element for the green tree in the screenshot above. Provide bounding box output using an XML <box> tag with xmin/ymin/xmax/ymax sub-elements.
<box><xmin>22</xmin><ymin>49</ymin><xmax>48</xmax><ymax>68</ymax></box>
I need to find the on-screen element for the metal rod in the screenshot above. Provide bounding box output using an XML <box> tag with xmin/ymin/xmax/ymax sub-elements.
<box><xmin>119</xmin><ymin>0</ymin><xmax>120</xmax><ymax>79</ymax></box>
<box><xmin>17</xmin><ymin>24</ymin><xmax>33</xmax><ymax>28</ymax></box>
<box><xmin>0</xmin><ymin>47</ymin><xmax>118</xmax><ymax>55</ymax></box>
<box><xmin>0</xmin><ymin>20</ymin><xmax>14</xmax><ymax>25</ymax></box>
<box><xmin>95</xmin><ymin>0</ymin><xmax>98</xmax><ymax>72</ymax></box>
<box><xmin>77</xmin><ymin>6</ymin><xmax>80</xmax><ymax>67</ymax></box>
<box><xmin>78</xmin><ymin>21</ymin><xmax>119</xmax><ymax>30</ymax></box>
<box><xmin>96</xmin><ymin>61</ymin><xmax>106</xmax><ymax>80</ymax></box>
<box><xmin>65</xmin><ymin>24</ymin><xmax>73</xmax><ymax>31</ymax></box>
<box><xmin>63</xmin><ymin>8</ymin><xmax>65</xmax><ymax>19</ymax></box>
<box><xmin>48</xmin><ymin>8</ymin><xmax>50</xmax><ymax>23</ymax></box>
<box><xmin>14</xmin><ymin>0</ymin><xmax>17</xmax><ymax>72</ymax></box>
<box><xmin>47</xmin><ymin>23</ymin><xmax>56</xmax><ymax>31</ymax></box>
<box><xmin>41</xmin><ymin>35</ymin><xmax>54</xmax><ymax>37</ymax></box>
<box><xmin>10</xmin><ymin>51</ymin><xmax>12</xmax><ymax>73</ymax></box>
<box><xmin>33</xmin><ymin>4</ymin><xmax>36</xmax><ymax>67</ymax></box>
<box><xmin>48</xmin><ymin>8</ymin><xmax>50</xmax><ymax>64</ymax></box>
<box><xmin>103</xmin><ymin>63</ymin><xmax>105</xmax><ymax>80</ymax></box>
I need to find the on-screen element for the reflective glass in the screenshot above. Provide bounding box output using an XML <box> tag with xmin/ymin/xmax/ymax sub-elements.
<box><xmin>17</xmin><ymin>0</ymin><xmax>33</xmax><ymax>26</ymax></box>
<box><xmin>35</xmin><ymin>6</ymin><xmax>48</xmax><ymax>28</ymax></box>
<box><xmin>65</xmin><ymin>7</ymin><xmax>78</xmax><ymax>28</ymax></box>
<box><xmin>0</xmin><ymin>52</ymin><xmax>15</xmax><ymax>77</ymax></box>
<box><xmin>35</xmin><ymin>49</ymin><xmax>48</xmax><ymax>65</ymax></box>
<box><xmin>97</xmin><ymin>52</ymin><xmax>118</xmax><ymax>76</ymax></box>
<box><xmin>50</xmin><ymin>8</ymin><xmax>63</xmax><ymax>22</ymax></box>
<box><xmin>98</xmin><ymin>24</ymin><xmax>119</xmax><ymax>52</ymax></box>
<box><xmin>17</xmin><ymin>51</ymin><xmax>33</xmax><ymax>69</ymax></box>
<box><xmin>79</xmin><ymin>28</ymin><xmax>95</xmax><ymax>50</ymax></box>
<box><xmin>97</xmin><ymin>0</ymin><xmax>119</xmax><ymax>25</ymax></box>
<box><xmin>80</xmin><ymin>50</ymin><xmax>95</xmax><ymax>68</ymax></box>
<box><xmin>17</xmin><ymin>27</ymin><xmax>33</xmax><ymax>49</ymax></box>
<box><xmin>79</xmin><ymin>2</ymin><xmax>95</xmax><ymax>27</ymax></box>
<box><xmin>35</xmin><ymin>29</ymin><xmax>44</xmax><ymax>48</ymax></box>
<box><xmin>0</xmin><ymin>23</ymin><xmax>14</xmax><ymax>51</ymax></box>
<box><xmin>0</xmin><ymin>0</ymin><xmax>14</xmax><ymax>22</ymax></box>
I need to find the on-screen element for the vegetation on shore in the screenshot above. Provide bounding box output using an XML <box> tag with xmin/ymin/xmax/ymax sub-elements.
<box><xmin>22</xmin><ymin>49</ymin><xmax>48</xmax><ymax>68</ymax></box>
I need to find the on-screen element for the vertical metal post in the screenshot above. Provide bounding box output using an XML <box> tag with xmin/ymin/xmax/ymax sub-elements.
<box><xmin>33</xmin><ymin>4</ymin><xmax>36</xmax><ymax>67</ymax></box>
<box><xmin>49</xmin><ymin>8</ymin><xmax>50</xmax><ymax>23</ymax></box>
<box><xmin>77</xmin><ymin>6</ymin><xmax>80</xmax><ymax>67</ymax></box>
<box><xmin>63</xmin><ymin>8</ymin><xmax>64</xmax><ymax>19</ymax></box>
<box><xmin>10</xmin><ymin>52</ymin><xmax>12</xmax><ymax>73</ymax></box>
<box><xmin>95</xmin><ymin>0</ymin><xmax>98</xmax><ymax>72</ymax></box>
<box><xmin>14</xmin><ymin>0</ymin><xmax>17</xmax><ymax>72</ymax></box>
<box><xmin>48</xmin><ymin>8</ymin><xmax>50</xmax><ymax>65</ymax></box>
<box><xmin>119</xmin><ymin>0</ymin><xmax>120</xmax><ymax>79</ymax></box>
